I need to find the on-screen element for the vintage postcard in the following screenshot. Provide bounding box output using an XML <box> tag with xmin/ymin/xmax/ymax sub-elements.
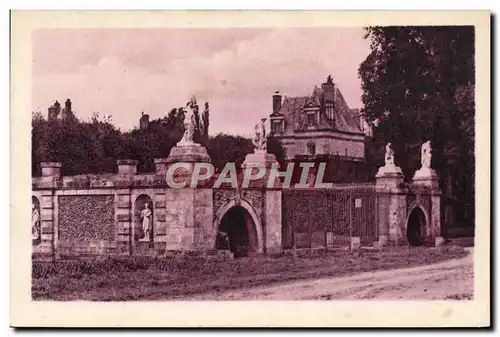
<box><xmin>10</xmin><ymin>10</ymin><xmax>490</xmax><ymax>327</ymax></box>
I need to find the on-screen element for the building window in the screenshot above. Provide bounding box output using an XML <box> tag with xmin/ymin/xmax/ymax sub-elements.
<box><xmin>271</xmin><ymin>120</ymin><xmax>283</xmax><ymax>134</ymax></box>
<box><xmin>307</xmin><ymin>142</ymin><xmax>316</xmax><ymax>155</ymax></box>
<box><xmin>325</xmin><ymin>103</ymin><xmax>334</xmax><ymax>120</ymax></box>
<box><xmin>307</xmin><ymin>112</ymin><xmax>316</xmax><ymax>126</ymax></box>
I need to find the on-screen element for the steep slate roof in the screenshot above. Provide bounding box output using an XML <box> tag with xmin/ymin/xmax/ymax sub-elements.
<box><xmin>277</xmin><ymin>85</ymin><xmax>363</xmax><ymax>134</ymax></box>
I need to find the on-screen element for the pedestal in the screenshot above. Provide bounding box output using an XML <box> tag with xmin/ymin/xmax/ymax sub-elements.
<box><xmin>412</xmin><ymin>168</ymin><xmax>439</xmax><ymax>189</ymax></box>
<box><xmin>375</xmin><ymin>165</ymin><xmax>404</xmax><ymax>187</ymax></box>
<box><xmin>241</xmin><ymin>150</ymin><xmax>279</xmax><ymax>187</ymax></box>
<box><xmin>166</xmin><ymin>143</ymin><xmax>211</xmax><ymax>164</ymax></box>
<box><xmin>158</xmin><ymin>144</ymin><xmax>212</xmax><ymax>186</ymax></box>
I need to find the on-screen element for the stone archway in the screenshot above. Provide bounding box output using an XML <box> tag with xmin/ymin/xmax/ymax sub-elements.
<box><xmin>134</xmin><ymin>194</ymin><xmax>154</xmax><ymax>241</ymax></box>
<box><xmin>214</xmin><ymin>198</ymin><xmax>263</xmax><ymax>255</ymax></box>
<box><xmin>406</xmin><ymin>206</ymin><xmax>427</xmax><ymax>246</ymax></box>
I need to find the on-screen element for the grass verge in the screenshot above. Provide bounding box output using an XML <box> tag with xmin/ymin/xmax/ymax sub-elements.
<box><xmin>32</xmin><ymin>245</ymin><xmax>468</xmax><ymax>301</ymax></box>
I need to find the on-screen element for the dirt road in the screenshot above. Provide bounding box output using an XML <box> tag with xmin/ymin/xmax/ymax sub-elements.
<box><xmin>188</xmin><ymin>249</ymin><xmax>474</xmax><ymax>300</ymax></box>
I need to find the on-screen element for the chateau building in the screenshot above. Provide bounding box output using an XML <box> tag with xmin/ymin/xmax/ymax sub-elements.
<box><xmin>269</xmin><ymin>76</ymin><xmax>368</xmax><ymax>161</ymax></box>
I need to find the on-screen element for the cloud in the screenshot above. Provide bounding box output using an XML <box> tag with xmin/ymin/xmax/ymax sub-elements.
<box><xmin>32</xmin><ymin>28</ymin><xmax>370</xmax><ymax>136</ymax></box>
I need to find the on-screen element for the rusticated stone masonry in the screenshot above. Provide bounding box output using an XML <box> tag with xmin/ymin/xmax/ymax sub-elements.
<box><xmin>58</xmin><ymin>195</ymin><xmax>115</xmax><ymax>241</ymax></box>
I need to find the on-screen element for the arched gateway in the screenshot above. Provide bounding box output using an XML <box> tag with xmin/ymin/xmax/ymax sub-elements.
<box><xmin>406</xmin><ymin>207</ymin><xmax>428</xmax><ymax>246</ymax></box>
<box><xmin>214</xmin><ymin>199</ymin><xmax>263</xmax><ymax>257</ymax></box>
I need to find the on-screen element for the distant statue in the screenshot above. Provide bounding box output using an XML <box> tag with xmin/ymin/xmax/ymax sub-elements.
<box><xmin>252</xmin><ymin>118</ymin><xmax>267</xmax><ymax>152</ymax></box>
<box><xmin>31</xmin><ymin>203</ymin><xmax>40</xmax><ymax>241</ymax></box>
<box><xmin>139</xmin><ymin>202</ymin><xmax>152</xmax><ymax>241</ymax></box>
<box><xmin>421</xmin><ymin>140</ymin><xmax>432</xmax><ymax>169</ymax></box>
<box><xmin>385</xmin><ymin>142</ymin><xmax>395</xmax><ymax>166</ymax></box>
<box><xmin>201</xmin><ymin>101</ymin><xmax>210</xmax><ymax>142</ymax></box>
<box><xmin>188</xmin><ymin>97</ymin><xmax>200</xmax><ymax>132</ymax></box>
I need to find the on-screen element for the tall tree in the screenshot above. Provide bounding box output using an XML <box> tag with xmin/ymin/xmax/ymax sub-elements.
<box><xmin>358</xmin><ymin>26</ymin><xmax>475</xmax><ymax>229</ymax></box>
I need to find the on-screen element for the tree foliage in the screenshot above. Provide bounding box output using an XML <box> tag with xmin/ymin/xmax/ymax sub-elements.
<box><xmin>358</xmin><ymin>26</ymin><xmax>475</xmax><ymax>228</ymax></box>
<box><xmin>32</xmin><ymin>107</ymin><xmax>286</xmax><ymax>176</ymax></box>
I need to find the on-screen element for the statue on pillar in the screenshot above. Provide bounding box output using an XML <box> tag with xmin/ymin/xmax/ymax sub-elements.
<box><xmin>139</xmin><ymin>202</ymin><xmax>153</xmax><ymax>241</ymax></box>
<box><xmin>252</xmin><ymin>118</ymin><xmax>267</xmax><ymax>152</ymax></box>
<box><xmin>376</xmin><ymin>142</ymin><xmax>402</xmax><ymax>178</ymax></box>
<box><xmin>178</xmin><ymin>102</ymin><xmax>196</xmax><ymax>146</ymax></box>
<box><xmin>421</xmin><ymin>140</ymin><xmax>432</xmax><ymax>169</ymax></box>
<box><xmin>31</xmin><ymin>202</ymin><xmax>40</xmax><ymax>241</ymax></box>
<box><xmin>385</xmin><ymin>142</ymin><xmax>395</xmax><ymax>166</ymax></box>
<box><xmin>412</xmin><ymin>140</ymin><xmax>438</xmax><ymax>183</ymax></box>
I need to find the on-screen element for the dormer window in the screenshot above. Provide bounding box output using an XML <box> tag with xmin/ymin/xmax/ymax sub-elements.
<box><xmin>307</xmin><ymin>112</ymin><xmax>316</xmax><ymax>126</ymax></box>
<box><xmin>325</xmin><ymin>103</ymin><xmax>334</xmax><ymax>120</ymax></box>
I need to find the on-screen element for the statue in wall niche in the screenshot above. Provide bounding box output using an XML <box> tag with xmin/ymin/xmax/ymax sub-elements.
<box><xmin>31</xmin><ymin>203</ymin><xmax>40</xmax><ymax>241</ymax></box>
<box><xmin>139</xmin><ymin>202</ymin><xmax>153</xmax><ymax>241</ymax></box>
<box><xmin>421</xmin><ymin>140</ymin><xmax>432</xmax><ymax>169</ymax></box>
<box><xmin>385</xmin><ymin>142</ymin><xmax>395</xmax><ymax>166</ymax></box>
<box><xmin>252</xmin><ymin>118</ymin><xmax>267</xmax><ymax>152</ymax></box>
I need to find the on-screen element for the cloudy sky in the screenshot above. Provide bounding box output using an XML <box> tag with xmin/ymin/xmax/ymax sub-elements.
<box><xmin>32</xmin><ymin>28</ymin><xmax>371</xmax><ymax>136</ymax></box>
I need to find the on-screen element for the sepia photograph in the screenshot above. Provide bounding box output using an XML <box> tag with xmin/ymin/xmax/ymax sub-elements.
<box><xmin>10</xmin><ymin>10</ymin><xmax>490</xmax><ymax>327</ymax></box>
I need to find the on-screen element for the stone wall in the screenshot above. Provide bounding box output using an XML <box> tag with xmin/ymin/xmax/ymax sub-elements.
<box><xmin>31</xmin><ymin>155</ymin><xmax>443</xmax><ymax>260</ymax></box>
<box><xmin>32</xmin><ymin>161</ymin><xmax>285</xmax><ymax>260</ymax></box>
<box><xmin>58</xmin><ymin>195</ymin><xmax>115</xmax><ymax>241</ymax></box>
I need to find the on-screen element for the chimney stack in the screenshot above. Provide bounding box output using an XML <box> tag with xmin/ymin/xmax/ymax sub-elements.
<box><xmin>139</xmin><ymin>112</ymin><xmax>150</xmax><ymax>130</ymax></box>
<box><xmin>48</xmin><ymin>100</ymin><xmax>61</xmax><ymax>121</ymax></box>
<box><xmin>321</xmin><ymin>75</ymin><xmax>336</xmax><ymax>103</ymax></box>
<box><xmin>65</xmin><ymin>98</ymin><xmax>72</xmax><ymax>112</ymax></box>
<box><xmin>272</xmin><ymin>91</ymin><xmax>282</xmax><ymax>114</ymax></box>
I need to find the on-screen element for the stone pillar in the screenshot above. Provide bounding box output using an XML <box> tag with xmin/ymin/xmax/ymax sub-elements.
<box><xmin>36</xmin><ymin>162</ymin><xmax>61</xmax><ymax>261</ymax></box>
<box><xmin>375</xmin><ymin>165</ymin><xmax>407</xmax><ymax>246</ymax></box>
<box><xmin>153</xmin><ymin>188</ymin><xmax>167</xmax><ymax>256</ymax></box>
<box><xmin>265</xmin><ymin>189</ymin><xmax>282</xmax><ymax>254</ymax></box>
<box><xmin>163</xmin><ymin>143</ymin><xmax>214</xmax><ymax>253</ymax></box>
<box><xmin>412</xmin><ymin>168</ymin><xmax>442</xmax><ymax>246</ymax></box>
<box><xmin>115</xmin><ymin>189</ymin><xmax>132</xmax><ymax>255</ymax></box>
<box><xmin>164</xmin><ymin>188</ymin><xmax>215</xmax><ymax>252</ymax></box>
<box><xmin>117</xmin><ymin>159</ymin><xmax>138</xmax><ymax>175</ymax></box>
<box><xmin>38</xmin><ymin>190</ymin><xmax>56</xmax><ymax>261</ymax></box>
<box><xmin>241</xmin><ymin>151</ymin><xmax>282</xmax><ymax>254</ymax></box>
<box><xmin>165</xmin><ymin>188</ymin><xmax>193</xmax><ymax>251</ymax></box>
<box><xmin>431</xmin><ymin>190</ymin><xmax>443</xmax><ymax>245</ymax></box>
